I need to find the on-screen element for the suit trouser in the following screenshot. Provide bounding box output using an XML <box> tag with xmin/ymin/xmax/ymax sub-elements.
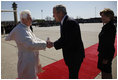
<box><xmin>68</xmin><ymin>59</ymin><xmax>83</xmax><ymax>79</ymax></box>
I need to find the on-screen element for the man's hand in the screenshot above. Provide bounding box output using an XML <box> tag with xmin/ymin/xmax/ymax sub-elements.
<box><xmin>47</xmin><ymin>41</ymin><xmax>54</xmax><ymax>48</ymax></box>
<box><xmin>46</xmin><ymin>37</ymin><xmax>54</xmax><ymax>48</ymax></box>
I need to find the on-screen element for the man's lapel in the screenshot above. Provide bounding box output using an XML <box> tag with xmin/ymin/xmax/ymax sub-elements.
<box><xmin>62</xmin><ymin>15</ymin><xmax>68</xmax><ymax>26</ymax></box>
<box><xmin>60</xmin><ymin>15</ymin><xmax>68</xmax><ymax>34</ymax></box>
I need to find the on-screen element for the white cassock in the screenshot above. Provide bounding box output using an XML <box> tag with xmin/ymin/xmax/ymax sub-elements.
<box><xmin>5</xmin><ymin>23</ymin><xmax>46</xmax><ymax>79</ymax></box>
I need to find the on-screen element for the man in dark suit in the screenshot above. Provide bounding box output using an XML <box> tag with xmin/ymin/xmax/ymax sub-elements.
<box><xmin>47</xmin><ymin>5</ymin><xmax>85</xmax><ymax>79</ymax></box>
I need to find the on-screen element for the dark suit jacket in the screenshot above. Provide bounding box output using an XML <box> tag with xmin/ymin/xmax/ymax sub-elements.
<box><xmin>54</xmin><ymin>15</ymin><xmax>85</xmax><ymax>66</ymax></box>
<box><xmin>98</xmin><ymin>20</ymin><xmax>116</xmax><ymax>60</ymax></box>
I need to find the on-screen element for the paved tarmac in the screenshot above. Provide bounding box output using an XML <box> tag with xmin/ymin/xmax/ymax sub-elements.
<box><xmin>1</xmin><ymin>23</ymin><xmax>117</xmax><ymax>79</ymax></box>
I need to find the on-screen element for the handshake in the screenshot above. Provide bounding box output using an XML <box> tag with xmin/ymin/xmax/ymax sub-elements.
<box><xmin>46</xmin><ymin>37</ymin><xmax>54</xmax><ymax>48</ymax></box>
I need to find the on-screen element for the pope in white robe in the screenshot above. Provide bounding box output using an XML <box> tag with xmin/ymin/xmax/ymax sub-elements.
<box><xmin>5</xmin><ymin>10</ymin><xmax>46</xmax><ymax>79</ymax></box>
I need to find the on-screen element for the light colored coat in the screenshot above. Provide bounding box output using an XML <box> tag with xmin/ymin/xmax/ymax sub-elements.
<box><xmin>5</xmin><ymin>23</ymin><xmax>46</xmax><ymax>79</ymax></box>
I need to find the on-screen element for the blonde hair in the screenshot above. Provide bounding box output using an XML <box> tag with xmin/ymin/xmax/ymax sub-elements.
<box><xmin>100</xmin><ymin>8</ymin><xmax>114</xmax><ymax>20</ymax></box>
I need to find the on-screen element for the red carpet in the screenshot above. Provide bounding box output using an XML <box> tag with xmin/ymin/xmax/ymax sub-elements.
<box><xmin>38</xmin><ymin>36</ymin><xmax>117</xmax><ymax>79</ymax></box>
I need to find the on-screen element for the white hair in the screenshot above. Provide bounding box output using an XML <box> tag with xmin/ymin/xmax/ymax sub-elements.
<box><xmin>20</xmin><ymin>10</ymin><xmax>31</xmax><ymax>21</ymax></box>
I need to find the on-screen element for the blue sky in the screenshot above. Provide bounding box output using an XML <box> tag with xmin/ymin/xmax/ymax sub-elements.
<box><xmin>1</xmin><ymin>1</ymin><xmax>117</xmax><ymax>21</ymax></box>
